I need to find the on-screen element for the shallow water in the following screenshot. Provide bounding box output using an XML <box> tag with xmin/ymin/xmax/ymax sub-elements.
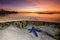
<box><xmin>0</xmin><ymin>13</ymin><xmax>60</xmax><ymax>23</ymax></box>
<box><xmin>0</xmin><ymin>25</ymin><xmax>56</xmax><ymax>40</ymax></box>
<box><xmin>0</xmin><ymin>20</ymin><xmax>60</xmax><ymax>40</ymax></box>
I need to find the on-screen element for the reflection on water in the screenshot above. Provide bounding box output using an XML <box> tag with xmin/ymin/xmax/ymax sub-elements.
<box><xmin>0</xmin><ymin>13</ymin><xmax>60</xmax><ymax>23</ymax></box>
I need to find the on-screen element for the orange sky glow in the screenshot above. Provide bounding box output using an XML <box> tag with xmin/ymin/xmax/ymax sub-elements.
<box><xmin>0</xmin><ymin>0</ymin><xmax>60</xmax><ymax>23</ymax></box>
<box><xmin>0</xmin><ymin>0</ymin><xmax>60</xmax><ymax>12</ymax></box>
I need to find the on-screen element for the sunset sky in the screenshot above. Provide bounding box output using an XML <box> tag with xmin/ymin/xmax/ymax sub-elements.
<box><xmin>0</xmin><ymin>0</ymin><xmax>60</xmax><ymax>12</ymax></box>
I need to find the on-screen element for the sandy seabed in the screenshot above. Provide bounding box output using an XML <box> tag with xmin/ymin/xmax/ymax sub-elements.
<box><xmin>0</xmin><ymin>25</ymin><xmax>55</xmax><ymax>40</ymax></box>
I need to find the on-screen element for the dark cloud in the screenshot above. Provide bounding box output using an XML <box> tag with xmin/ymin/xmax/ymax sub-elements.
<box><xmin>0</xmin><ymin>0</ymin><xmax>60</xmax><ymax>5</ymax></box>
<box><xmin>0</xmin><ymin>0</ymin><xmax>29</xmax><ymax>4</ymax></box>
<box><xmin>0</xmin><ymin>0</ymin><xmax>60</xmax><ymax>11</ymax></box>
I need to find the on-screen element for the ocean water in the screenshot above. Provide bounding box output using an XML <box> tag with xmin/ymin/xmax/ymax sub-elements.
<box><xmin>0</xmin><ymin>13</ymin><xmax>60</xmax><ymax>40</ymax></box>
<box><xmin>0</xmin><ymin>13</ymin><xmax>60</xmax><ymax>23</ymax></box>
<box><xmin>0</xmin><ymin>21</ymin><xmax>60</xmax><ymax>40</ymax></box>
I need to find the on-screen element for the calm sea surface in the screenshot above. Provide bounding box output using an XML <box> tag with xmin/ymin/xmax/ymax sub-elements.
<box><xmin>0</xmin><ymin>13</ymin><xmax>60</xmax><ymax>23</ymax></box>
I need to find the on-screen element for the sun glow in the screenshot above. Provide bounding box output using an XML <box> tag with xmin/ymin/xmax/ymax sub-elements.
<box><xmin>18</xmin><ymin>7</ymin><xmax>57</xmax><ymax>12</ymax></box>
<box><xmin>21</xmin><ymin>8</ymin><xmax>45</xmax><ymax>12</ymax></box>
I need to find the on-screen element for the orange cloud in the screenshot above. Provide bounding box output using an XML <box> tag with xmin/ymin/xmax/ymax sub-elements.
<box><xmin>0</xmin><ymin>0</ymin><xmax>60</xmax><ymax>12</ymax></box>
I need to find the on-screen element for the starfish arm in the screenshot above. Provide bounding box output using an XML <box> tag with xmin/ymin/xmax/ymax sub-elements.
<box><xmin>32</xmin><ymin>31</ymin><xmax>38</xmax><ymax>37</ymax></box>
<box><xmin>35</xmin><ymin>29</ymin><xmax>42</xmax><ymax>32</ymax></box>
<box><xmin>28</xmin><ymin>29</ymin><xmax>33</xmax><ymax>33</ymax></box>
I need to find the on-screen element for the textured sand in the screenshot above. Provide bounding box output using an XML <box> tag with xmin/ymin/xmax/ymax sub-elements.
<box><xmin>0</xmin><ymin>25</ymin><xmax>55</xmax><ymax>40</ymax></box>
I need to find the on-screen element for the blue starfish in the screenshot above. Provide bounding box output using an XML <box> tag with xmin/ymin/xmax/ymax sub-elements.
<box><xmin>28</xmin><ymin>27</ymin><xmax>42</xmax><ymax>37</ymax></box>
<box><xmin>28</xmin><ymin>27</ymin><xmax>55</xmax><ymax>39</ymax></box>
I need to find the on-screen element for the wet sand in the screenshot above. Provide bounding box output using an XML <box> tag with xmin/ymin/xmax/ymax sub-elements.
<box><xmin>0</xmin><ymin>25</ymin><xmax>55</xmax><ymax>40</ymax></box>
